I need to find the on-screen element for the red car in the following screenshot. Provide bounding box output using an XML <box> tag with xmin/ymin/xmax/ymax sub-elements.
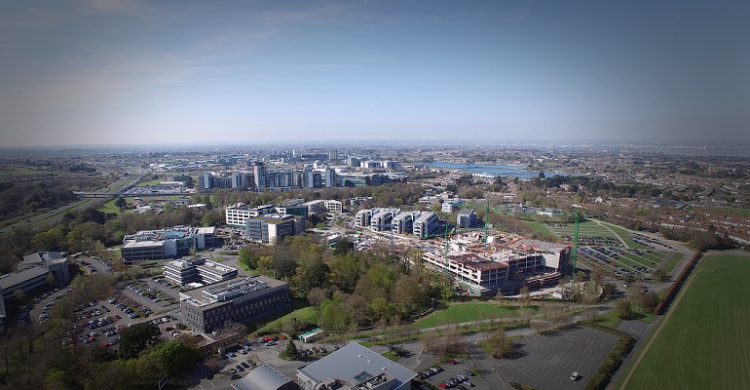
<box><xmin>448</xmin><ymin>359</ymin><xmax>457</xmax><ymax>365</ymax></box>
<box><xmin>102</xmin><ymin>342</ymin><xmax>110</xmax><ymax>347</ymax></box>
<box><xmin>439</xmin><ymin>384</ymin><xmax>448</xmax><ymax>389</ymax></box>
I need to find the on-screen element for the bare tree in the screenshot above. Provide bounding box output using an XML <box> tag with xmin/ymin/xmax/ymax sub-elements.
<box><xmin>519</xmin><ymin>285</ymin><xmax>531</xmax><ymax>307</ymax></box>
<box><xmin>216</xmin><ymin>321</ymin><xmax>247</xmax><ymax>349</ymax></box>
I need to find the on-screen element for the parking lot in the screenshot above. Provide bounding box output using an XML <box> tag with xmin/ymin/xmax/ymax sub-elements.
<box><xmin>495</xmin><ymin>326</ymin><xmax>618</xmax><ymax>390</ymax></box>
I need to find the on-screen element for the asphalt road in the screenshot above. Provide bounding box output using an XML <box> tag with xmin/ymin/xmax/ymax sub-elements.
<box><xmin>0</xmin><ymin>175</ymin><xmax>141</xmax><ymax>236</ymax></box>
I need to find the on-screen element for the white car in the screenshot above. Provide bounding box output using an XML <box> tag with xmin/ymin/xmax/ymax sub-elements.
<box><xmin>570</xmin><ymin>372</ymin><xmax>579</xmax><ymax>381</ymax></box>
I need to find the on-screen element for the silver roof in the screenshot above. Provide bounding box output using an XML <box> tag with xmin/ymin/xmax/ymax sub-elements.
<box><xmin>232</xmin><ymin>365</ymin><xmax>293</xmax><ymax>390</ymax></box>
<box><xmin>297</xmin><ymin>342</ymin><xmax>416</xmax><ymax>387</ymax></box>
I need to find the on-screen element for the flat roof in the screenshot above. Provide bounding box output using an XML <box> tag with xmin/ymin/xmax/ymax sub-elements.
<box><xmin>122</xmin><ymin>240</ymin><xmax>165</xmax><ymax>249</ymax></box>
<box><xmin>449</xmin><ymin>253</ymin><xmax>508</xmax><ymax>271</ymax></box>
<box><xmin>181</xmin><ymin>275</ymin><xmax>287</xmax><ymax>309</ymax></box>
<box><xmin>0</xmin><ymin>266</ymin><xmax>48</xmax><ymax>290</ymax></box>
<box><xmin>298</xmin><ymin>342</ymin><xmax>415</xmax><ymax>388</ymax></box>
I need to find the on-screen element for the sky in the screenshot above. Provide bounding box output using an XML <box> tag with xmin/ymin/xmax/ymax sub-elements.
<box><xmin>0</xmin><ymin>0</ymin><xmax>748</xmax><ymax>147</ymax></box>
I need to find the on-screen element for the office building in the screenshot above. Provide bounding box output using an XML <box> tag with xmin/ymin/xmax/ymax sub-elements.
<box><xmin>179</xmin><ymin>276</ymin><xmax>291</xmax><ymax>334</ymax></box>
<box><xmin>324</xmin><ymin>168</ymin><xmax>336</xmax><ymax>188</ymax></box>
<box><xmin>297</xmin><ymin>342</ymin><xmax>416</xmax><ymax>390</ymax></box>
<box><xmin>457</xmin><ymin>209</ymin><xmax>478</xmax><ymax>228</ymax></box>
<box><xmin>225</xmin><ymin>204</ymin><xmax>277</xmax><ymax>228</ymax></box>
<box><xmin>371</xmin><ymin>209</ymin><xmax>398</xmax><ymax>232</ymax></box>
<box><xmin>163</xmin><ymin>257</ymin><xmax>238</xmax><ymax>286</ymax></box>
<box><xmin>120</xmin><ymin>226</ymin><xmax>215</xmax><ymax>263</ymax></box>
<box><xmin>442</xmin><ymin>200</ymin><xmax>463</xmax><ymax>213</ymax></box>
<box><xmin>302</xmin><ymin>200</ymin><xmax>326</xmax><ymax>215</ymax></box>
<box><xmin>200</xmin><ymin>173</ymin><xmax>214</xmax><ymax>190</ymax></box>
<box><xmin>413</xmin><ymin>212</ymin><xmax>440</xmax><ymax>239</ymax></box>
<box><xmin>246</xmin><ymin>214</ymin><xmax>304</xmax><ymax>244</ymax></box>
<box><xmin>391</xmin><ymin>212</ymin><xmax>415</xmax><ymax>235</ymax></box>
<box><xmin>252</xmin><ymin>162</ymin><xmax>267</xmax><ymax>191</ymax></box>
<box><xmin>0</xmin><ymin>251</ymin><xmax>71</xmax><ymax>330</ymax></box>
<box><xmin>324</xmin><ymin>200</ymin><xmax>343</xmax><ymax>214</ymax></box>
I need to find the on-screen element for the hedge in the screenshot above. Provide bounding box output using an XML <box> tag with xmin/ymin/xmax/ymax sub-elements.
<box><xmin>653</xmin><ymin>251</ymin><xmax>702</xmax><ymax>315</ymax></box>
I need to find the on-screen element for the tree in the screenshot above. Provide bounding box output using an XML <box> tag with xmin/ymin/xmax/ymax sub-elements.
<box><xmin>283</xmin><ymin>340</ymin><xmax>299</xmax><ymax>360</ymax></box>
<box><xmin>590</xmin><ymin>268</ymin><xmax>604</xmax><ymax>291</ymax></box>
<box><xmin>614</xmin><ymin>298</ymin><xmax>632</xmax><ymax>318</ymax></box>
<box><xmin>115</xmin><ymin>197</ymin><xmax>127</xmax><ymax>211</ymax></box>
<box><xmin>118</xmin><ymin>323</ymin><xmax>162</xmax><ymax>359</ymax></box>
<box><xmin>320</xmin><ymin>298</ymin><xmax>349</xmax><ymax>333</ymax></box>
<box><xmin>519</xmin><ymin>285</ymin><xmax>531</xmax><ymax>307</ymax></box>
<box><xmin>494</xmin><ymin>290</ymin><xmax>504</xmax><ymax>305</ymax></box>
<box><xmin>538</xmin><ymin>171</ymin><xmax>545</xmax><ymax>179</ymax></box>
<box><xmin>153</xmin><ymin>340</ymin><xmax>200</xmax><ymax>375</ymax></box>
<box><xmin>488</xmin><ymin>328</ymin><xmax>511</xmax><ymax>358</ymax></box>
<box><xmin>652</xmin><ymin>268</ymin><xmax>667</xmax><ymax>282</ymax></box>
<box><xmin>46</xmin><ymin>272</ymin><xmax>56</xmax><ymax>287</ymax></box>
<box><xmin>216</xmin><ymin>321</ymin><xmax>247</xmax><ymax>349</ymax></box>
<box><xmin>238</xmin><ymin>246</ymin><xmax>257</xmax><ymax>269</ymax></box>
<box><xmin>603</xmin><ymin>282</ymin><xmax>616</xmax><ymax>299</ymax></box>
<box><xmin>13</xmin><ymin>289</ymin><xmax>26</xmax><ymax>303</ymax></box>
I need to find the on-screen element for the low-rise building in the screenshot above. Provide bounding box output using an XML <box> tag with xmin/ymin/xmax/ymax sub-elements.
<box><xmin>120</xmin><ymin>226</ymin><xmax>215</xmax><ymax>263</ymax></box>
<box><xmin>246</xmin><ymin>214</ymin><xmax>304</xmax><ymax>244</ymax></box>
<box><xmin>457</xmin><ymin>208</ymin><xmax>478</xmax><ymax>228</ymax></box>
<box><xmin>324</xmin><ymin>200</ymin><xmax>343</xmax><ymax>214</ymax></box>
<box><xmin>297</xmin><ymin>342</ymin><xmax>416</xmax><ymax>390</ymax></box>
<box><xmin>413</xmin><ymin>212</ymin><xmax>440</xmax><ymax>239</ymax></box>
<box><xmin>179</xmin><ymin>276</ymin><xmax>291</xmax><ymax>334</ymax></box>
<box><xmin>163</xmin><ymin>257</ymin><xmax>238</xmax><ymax>286</ymax></box>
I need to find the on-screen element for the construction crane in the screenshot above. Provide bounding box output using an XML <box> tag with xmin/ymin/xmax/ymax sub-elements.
<box><xmin>455</xmin><ymin>198</ymin><xmax>509</xmax><ymax>244</ymax></box>
<box><xmin>554</xmin><ymin>207</ymin><xmax>604</xmax><ymax>276</ymax></box>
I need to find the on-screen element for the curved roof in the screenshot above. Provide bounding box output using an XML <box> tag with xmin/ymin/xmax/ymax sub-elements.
<box><xmin>232</xmin><ymin>365</ymin><xmax>293</xmax><ymax>390</ymax></box>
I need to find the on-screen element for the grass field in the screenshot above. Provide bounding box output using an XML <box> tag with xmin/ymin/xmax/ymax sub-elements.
<box><xmin>251</xmin><ymin>300</ymin><xmax>316</xmax><ymax>335</ymax></box>
<box><xmin>98</xmin><ymin>197</ymin><xmax>136</xmax><ymax>214</ymax></box>
<box><xmin>523</xmin><ymin>221</ymin><xmax>556</xmax><ymax>237</ymax></box>
<box><xmin>600</xmin><ymin>222</ymin><xmax>649</xmax><ymax>250</ymax></box>
<box><xmin>414</xmin><ymin>302</ymin><xmax>532</xmax><ymax>329</ymax></box>
<box><xmin>135</xmin><ymin>178</ymin><xmax>163</xmax><ymax>186</ymax></box>
<box><xmin>691</xmin><ymin>205</ymin><xmax>750</xmax><ymax>218</ymax></box>
<box><xmin>662</xmin><ymin>253</ymin><xmax>685</xmax><ymax>274</ymax></box>
<box><xmin>621</xmin><ymin>254</ymin><xmax>750</xmax><ymax>390</ymax></box>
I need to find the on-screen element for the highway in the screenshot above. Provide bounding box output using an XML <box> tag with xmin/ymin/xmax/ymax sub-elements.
<box><xmin>0</xmin><ymin>175</ymin><xmax>142</xmax><ymax>237</ymax></box>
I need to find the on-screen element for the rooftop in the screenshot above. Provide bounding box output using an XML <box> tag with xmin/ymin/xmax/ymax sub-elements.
<box><xmin>298</xmin><ymin>342</ymin><xmax>416</xmax><ymax>389</ymax></box>
<box><xmin>0</xmin><ymin>266</ymin><xmax>49</xmax><ymax>291</ymax></box>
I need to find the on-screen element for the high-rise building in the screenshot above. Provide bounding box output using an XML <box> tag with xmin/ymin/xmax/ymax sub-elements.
<box><xmin>252</xmin><ymin>162</ymin><xmax>267</xmax><ymax>191</ymax></box>
<box><xmin>324</xmin><ymin>168</ymin><xmax>336</xmax><ymax>188</ymax></box>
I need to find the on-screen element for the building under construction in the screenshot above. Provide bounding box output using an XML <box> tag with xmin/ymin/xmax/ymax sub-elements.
<box><xmin>421</xmin><ymin>234</ymin><xmax>570</xmax><ymax>296</ymax></box>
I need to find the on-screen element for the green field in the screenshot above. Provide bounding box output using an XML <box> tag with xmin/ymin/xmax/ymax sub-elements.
<box><xmin>662</xmin><ymin>253</ymin><xmax>685</xmax><ymax>275</ymax></box>
<box><xmin>135</xmin><ymin>178</ymin><xmax>164</xmax><ymax>186</ymax></box>
<box><xmin>600</xmin><ymin>222</ymin><xmax>651</xmax><ymax>250</ymax></box>
<box><xmin>523</xmin><ymin>221</ymin><xmax>556</xmax><ymax>237</ymax></box>
<box><xmin>251</xmin><ymin>300</ymin><xmax>316</xmax><ymax>334</ymax></box>
<box><xmin>98</xmin><ymin>197</ymin><xmax>136</xmax><ymax>214</ymax></box>
<box><xmin>414</xmin><ymin>302</ymin><xmax>532</xmax><ymax>329</ymax></box>
<box><xmin>691</xmin><ymin>206</ymin><xmax>750</xmax><ymax>218</ymax></box>
<box><xmin>621</xmin><ymin>254</ymin><xmax>750</xmax><ymax>390</ymax></box>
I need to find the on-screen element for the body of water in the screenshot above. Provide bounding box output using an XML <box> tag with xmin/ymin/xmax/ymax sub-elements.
<box><xmin>413</xmin><ymin>161</ymin><xmax>566</xmax><ymax>178</ymax></box>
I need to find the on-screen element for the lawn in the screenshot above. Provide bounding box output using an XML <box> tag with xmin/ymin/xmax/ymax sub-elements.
<box><xmin>620</xmin><ymin>254</ymin><xmax>750</xmax><ymax>390</ymax></box>
<box><xmin>601</xmin><ymin>222</ymin><xmax>650</xmax><ymax>250</ymax></box>
<box><xmin>135</xmin><ymin>177</ymin><xmax>164</xmax><ymax>186</ymax></box>
<box><xmin>251</xmin><ymin>301</ymin><xmax>317</xmax><ymax>335</ymax></box>
<box><xmin>592</xmin><ymin>310</ymin><xmax>622</xmax><ymax>328</ymax></box>
<box><xmin>662</xmin><ymin>252</ymin><xmax>685</xmax><ymax>275</ymax></box>
<box><xmin>414</xmin><ymin>302</ymin><xmax>531</xmax><ymax>329</ymax></box>
<box><xmin>98</xmin><ymin>197</ymin><xmax>136</xmax><ymax>214</ymax></box>
<box><xmin>691</xmin><ymin>206</ymin><xmax>750</xmax><ymax>218</ymax></box>
<box><xmin>523</xmin><ymin>221</ymin><xmax>556</xmax><ymax>237</ymax></box>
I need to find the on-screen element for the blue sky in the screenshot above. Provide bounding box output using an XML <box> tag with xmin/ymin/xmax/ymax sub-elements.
<box><xmin>0</xmin><ymin>0</ymin><xmax>748</xmax><ymax>146</ymax></box>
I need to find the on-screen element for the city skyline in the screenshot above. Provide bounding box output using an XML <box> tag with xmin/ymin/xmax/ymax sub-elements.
<box><xmin>1</xmin><ymin>0</ymin><xmax>748</xmax><ymax>147</ymax></box>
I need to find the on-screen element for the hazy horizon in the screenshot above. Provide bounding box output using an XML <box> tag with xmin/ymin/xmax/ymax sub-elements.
<box><xmin>1</xmin><ymin>0</ymin><xmax>748</xmax><ymax>147</ymax></box>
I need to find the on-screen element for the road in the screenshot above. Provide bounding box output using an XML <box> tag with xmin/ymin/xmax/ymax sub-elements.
<box><xmin>0</xmin><ymin>175</ymin><xmax>141</xmax><ymax>237</ymax></box>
